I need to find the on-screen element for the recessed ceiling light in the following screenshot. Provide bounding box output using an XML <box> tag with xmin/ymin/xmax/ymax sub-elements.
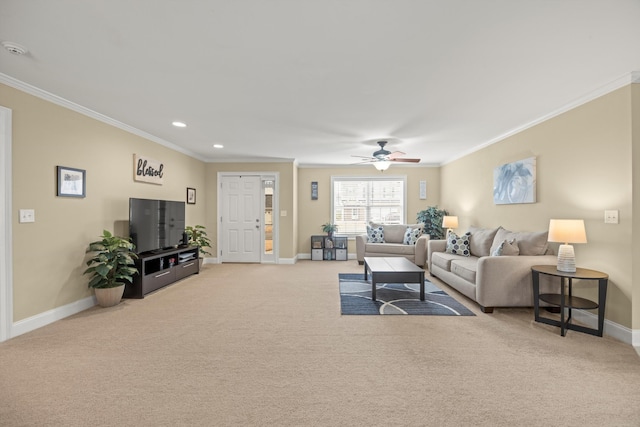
<box><xmin>172</xmin><ymin>121</ymin><xmax>187</xmax><ymax>128</ymax></box>
<box><xmin>2</xmin><ymin>41</ymin><xmax>28</xmax><ymax>55</ymax></box>
<box><xmin>213</xmin><ymin>144</ymin><xmax>224</xmax><ymax>149</ymax></box>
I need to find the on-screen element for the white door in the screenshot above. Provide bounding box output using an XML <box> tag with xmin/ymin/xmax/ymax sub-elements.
<box><xmin>221</xmin><ymin>175</ymin><xmax>261</xmax><ymax>263</ymax></box>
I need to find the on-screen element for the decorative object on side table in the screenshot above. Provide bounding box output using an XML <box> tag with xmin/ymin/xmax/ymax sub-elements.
<box><xmin>321</xmin><ymin>222</ymin><xmax>338</xmax><ymax>238</ymax></box>
<box><xmin>416</xmin><ymin>206</ymin><xmax>448</xmax><ymax>240</ymax></box>
<box><xmin>442</xmin><ymin>216</ymin><xmax>458</xmax><ymax>236</ymax></box>
<box><xmin>185</xmin><ymin>225</ymin><xmax>212</xmax><ymax>266</ymax></box>
<box><xmin>547</xmin><ymin>219</ymin><xmax>587</xmax><ymax>273</ymax></box>
<box><xmin>84</xmin><ymin>230</ymin><xmax>138</xmax><ymax>307</ymax></box>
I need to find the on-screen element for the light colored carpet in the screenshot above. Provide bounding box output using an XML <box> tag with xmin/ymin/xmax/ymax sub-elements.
<box><xmin>1</xmin><ymin>261</ymin><xmax>639</xmax><ymax>426</ymax></box>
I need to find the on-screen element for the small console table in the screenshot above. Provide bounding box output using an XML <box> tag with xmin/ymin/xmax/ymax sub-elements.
<box><xmin>531</xmin><ymin>265</ymin><xmax>608</xmax><ymax>337</ymax></box>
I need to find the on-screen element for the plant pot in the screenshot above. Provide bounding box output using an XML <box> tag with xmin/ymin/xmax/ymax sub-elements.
<box><xmin>199</xmin><ymin>258</ymin><xmax>204</xmax><ymax>269</ymax></box>
<box><xmin>94</xmin><ymin>285</ymin><xmax>125</xmax><ymax>308</ymax></box>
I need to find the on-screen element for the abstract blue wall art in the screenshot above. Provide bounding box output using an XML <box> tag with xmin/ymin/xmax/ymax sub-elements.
<box><xmin>493</xmin><ymin>157</ymin><xmax>536</xmax><ymax>204</ymax></box>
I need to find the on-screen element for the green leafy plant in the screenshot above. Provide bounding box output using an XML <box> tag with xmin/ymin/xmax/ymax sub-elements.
<box><xmin>84</xmin><ymin>230</ymin><xmax>138</xmax><ymax>289</ymax></box>
<box><xmin>321</xmin><ymin>222</ymin><xmax>338</xmax><ymax>236</ymax></box>
<box><xmin>186</xmin><ymin>225</ymin><xmax>212</xmax><ymax>257</ymax></box>
<box><xmin>416</xmin><ymin>206</ymin><xmax>449</xmax><ymax>240</ymax></box>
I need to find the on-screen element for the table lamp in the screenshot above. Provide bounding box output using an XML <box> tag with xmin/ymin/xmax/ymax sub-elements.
<box><xmin>442</xmin><ymin>216</ymin><xmax>459</xmax><ymax>236</ymax></box>
<box><xmin>547</xmin><ymin>219</ymin><xmax>587</xmax><ymax>273</ymax></box>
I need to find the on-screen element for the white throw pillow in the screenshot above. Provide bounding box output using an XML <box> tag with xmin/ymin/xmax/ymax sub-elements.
<box><xmin>491</xmin><ymin>238</ymin><xmax>520</xmax><ymax>256</ymax></box>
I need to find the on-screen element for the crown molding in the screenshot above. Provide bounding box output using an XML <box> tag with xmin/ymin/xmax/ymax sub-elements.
<box><xmin>443</xmin><ymin>71</ymin><xmax>640</xmax><ymax>165</ymax></box>
<box><xmin>0</xmin><ymin>73</ymin><xmax>207</xmax><ymax>162</ymax></box>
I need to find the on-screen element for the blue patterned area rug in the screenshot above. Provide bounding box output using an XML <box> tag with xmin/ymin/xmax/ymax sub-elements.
<box><xmin>339</xmin><ymin>273</ymin><xmax>475</xmax><ymax>316</ymax></box>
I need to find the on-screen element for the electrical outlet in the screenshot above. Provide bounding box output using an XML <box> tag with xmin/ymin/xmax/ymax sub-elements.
<box><xmin>19</xmin><ymin>209</ymin><xmax>35</xmax><ymax>223</ymax></box>
<box><xmin>604</xmin><ymin>210</ymin><xmax>619</xmax><ymax>224</ymax></box>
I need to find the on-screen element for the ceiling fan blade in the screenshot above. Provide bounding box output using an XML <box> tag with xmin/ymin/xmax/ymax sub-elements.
<box><xmin>351</xmin><ymin>155</ymin><xmax>376</xmax><ymax>160</ymax></box>
<box><xmin>387</xmin><ymin>151</ymin><xmax>406</xmax><ymax>160</ymax></box>
<box><xmin>390</xmin><ymin>158</ymin><xmax>421</xmax><ymax>163</ymax></box>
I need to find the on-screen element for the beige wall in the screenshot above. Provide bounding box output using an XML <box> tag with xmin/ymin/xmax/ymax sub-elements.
<box><xmin>441</xmin><ymin>86</ymin><xmax>634</xmax><ymax>328</ymax></box>
<box><xmin>3</xmin><ymin>83</ymin><xmax>207</xmax><ymax>321</ymax></box>
<box><xmin>297</xmin><ymin>166</ymin><xmax>441</xmax><ymax>255</ymax></box>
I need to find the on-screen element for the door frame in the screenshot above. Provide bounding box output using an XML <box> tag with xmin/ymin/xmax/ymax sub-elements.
<box><xmin>217</xmin><ymin>171</ymin><xmax>279</xmax><ymax>264</ymax></box>
<box><xmin>0</xmin><ymin>106</ymin><xmax>13</xmax><ymax>342</ymax></box>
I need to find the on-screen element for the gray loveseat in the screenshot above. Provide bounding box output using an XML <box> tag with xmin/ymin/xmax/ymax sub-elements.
<box><xmin>427</xmin><ymin>226</ymin><xmax>557</xmax><ymax>313</ymax></box>
<box><xmin>356</xmin><ymin>223</ymin><xmax>429</xmax><ymax>267</ymax></box>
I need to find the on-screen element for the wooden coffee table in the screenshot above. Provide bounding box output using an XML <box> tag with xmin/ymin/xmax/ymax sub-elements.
<box><xmin>364</xmin><ymin>257</ymin><xmax>425</xmax><ymax>301</ymax></box>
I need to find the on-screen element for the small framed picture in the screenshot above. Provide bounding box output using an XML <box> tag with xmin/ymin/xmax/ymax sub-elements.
<box><xmin>57</xmin><ymin>166</ymin><xmax>86</xmax><ymax>198</ymax></box>
<box><xmin>187</xmin><ymin>187</ymin><xmax>196</xmax><ymax>204</ymax></box>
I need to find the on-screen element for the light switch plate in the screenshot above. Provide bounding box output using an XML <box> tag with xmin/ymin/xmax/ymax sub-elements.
<box><xmin>19</xmin><ymin>209</ymin><xmax>35</xmax><ymax>223</ymax></box>
<box><xmin>604</xmin><ymin>210</ymin><xmax>619</xmax><ymax>224</ymax></box>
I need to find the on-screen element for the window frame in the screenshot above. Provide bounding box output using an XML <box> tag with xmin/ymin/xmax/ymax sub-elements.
<box><xmin>330</xmin><ymin>175</ymin><xmax>407</xmax><ymax>237</ymax></box>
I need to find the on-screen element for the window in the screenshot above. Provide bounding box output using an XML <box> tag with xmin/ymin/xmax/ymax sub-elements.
<box><xmin>331</xmin><ymin>176</ymin><xmax>406</xmax><ymax>236</ymax></box>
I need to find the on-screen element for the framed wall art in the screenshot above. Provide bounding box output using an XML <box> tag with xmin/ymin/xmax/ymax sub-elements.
<box><xmin>493</xmin><ymin>157</ymin><xmax>536</xmax><ymax>204</ymax></box>
<box><xmin>57</xmin><ymin>166</ymin><xmax>86</xmax><ymax>198</ymax></box>
<box><xmin>187</xmin><ymin>187</ymin><xmax>196</xmax><ymax>204</ymax></box>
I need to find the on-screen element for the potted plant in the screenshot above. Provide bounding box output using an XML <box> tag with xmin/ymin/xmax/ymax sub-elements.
<box><xmin>416</xmin><ymin>206</ymin><xmax>449</xmax><ymax>240</ymax></box>
<box><xmin>83</xmin><ymin>230</ymin><xmax>138</xmax><ymax>307</ymax></box>
<box><xmin>321</xmin><ymin>222</ymin><xmax>338</xmax><ymax>238</ymax></box>
<box><xmin>185</xmin><ymin>225</ymin><xmax>212</xmax><ymax>266</ymax></box>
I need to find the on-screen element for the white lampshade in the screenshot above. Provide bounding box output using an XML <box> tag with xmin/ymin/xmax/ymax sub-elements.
<box><xmin>548</xmin><ymin>219</ymin><xmax>587</xmax><ymax>273</ymax></box>
<box><xmin>548</xmin><ymin>219</ymin><xmax>587</xmax><ymax>244</ymax></box>
<box><xmin>442</xmin><ymin>216</ymin><xmax>459</xmax><ymax>229</ymax></box>
<box><xmin>373</xmin><ymin>161</ymin><xmax>391</xmax><ymax>171</ymax></box>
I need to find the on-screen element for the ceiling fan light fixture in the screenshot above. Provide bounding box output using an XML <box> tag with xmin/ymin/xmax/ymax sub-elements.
<box><xmin>373</xmin><ymin>160</ymin><xmax>391</xmax><ymax>171</ymax></box>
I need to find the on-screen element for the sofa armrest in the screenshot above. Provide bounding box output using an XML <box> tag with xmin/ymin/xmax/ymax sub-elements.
<box><xmin>414</xmin><ymin>234</ymin><xmax>430</xmax><ymax>267</ymax></box>
<box><xmin>476</xmin><ymin>254</ymin><xmax>558</xmax><ymax>308</ymax></box>
<box><xmin>427</xmin><ymin>239</ymin><xmax>447</xmax><ymax>272</ymax></box>
<box><xmin>355</xmin><ymin>234</ymin><xmax>367</xmax><ymax>264</ymax></box>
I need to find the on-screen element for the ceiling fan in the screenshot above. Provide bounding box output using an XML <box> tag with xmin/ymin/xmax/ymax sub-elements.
<box><xmin>352</xmin><ymin>141</ymin><xmax>421</xmax><ymax>171</ymax></box>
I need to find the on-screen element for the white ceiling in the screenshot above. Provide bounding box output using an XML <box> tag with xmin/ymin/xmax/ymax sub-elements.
<box><xmin>1</xmin><ymin>1</ymin><xmax>639</xmax><ymax>166</ymax></box>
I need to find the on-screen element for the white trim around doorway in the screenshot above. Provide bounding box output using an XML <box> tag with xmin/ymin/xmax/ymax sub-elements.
<box><xmin>0</xmin><ymin>106</ymin><xmax>13</xmax><ymax>342</ymax></box>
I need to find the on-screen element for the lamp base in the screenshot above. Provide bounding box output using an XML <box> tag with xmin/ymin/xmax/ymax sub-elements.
<box><xmin>557</xmin><ymin>244</ymin><xmax>576</xmax><ymax>273</ymax></box>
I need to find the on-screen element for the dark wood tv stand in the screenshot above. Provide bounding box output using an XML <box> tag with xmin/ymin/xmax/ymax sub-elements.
<box><xmin>124</xmin><ymin>246</ymin><xmax>200</xmax><ymax>298</ymax></box>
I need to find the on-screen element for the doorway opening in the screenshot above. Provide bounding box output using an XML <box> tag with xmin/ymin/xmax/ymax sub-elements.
<box><xmin>217</xmin><ymin>172</ymin><xmax>278</xmax><ymax>264</ymax></box>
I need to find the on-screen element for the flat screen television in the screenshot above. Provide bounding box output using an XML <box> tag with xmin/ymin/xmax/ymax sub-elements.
<box><xmin>129</xmin><ymin>198</ymin><xmax>186</xmax><ymax>254</ymax></box>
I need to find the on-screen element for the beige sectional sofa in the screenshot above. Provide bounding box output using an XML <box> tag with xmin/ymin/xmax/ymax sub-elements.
<box><xmin>427</xmin><ymin>226</ymin><xmax>557</xmax><ymax>313</ymax></box>
<box><xmin>356</xmin><ymin>223</ymin><xmax>429</xmax><ymax>267</ymax></box>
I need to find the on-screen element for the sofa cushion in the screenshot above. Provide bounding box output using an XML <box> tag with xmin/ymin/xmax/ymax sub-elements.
<box><xmin>403</xmin><ymin>226</ymin><xmax>423</xmax><ymax>245</ymax></box>
<box><xmin>468</xmin><ymin>226</ymin><xmax>500</xmax><ymax>257</ymax></box>
<box><xmin>446</xmin><ymin>231</ymin><xmax>471</xmax><ymax>256</ymax></box>
<box><xmin>431</xmin><ymin>252</ymin><xmax>466</xmax><ymax>272</ymax></box>
<box><xmin>366</xmin><ymin>224</ymin><xmax>385</xmax><ymax>243</ymax></box>
<box><xmin>365</xmin><ymin>242</ymin><xmax>416</xmax><ymax>256</ymax></box>
<box><xmin>491</xmin><ymin>238</ymin><xmax>520</xmax><ymax>256</ymax></box>
<box><xmin>490</xmin><ymin>228</ymin><xmax>549</xmax><ymax>256</ymax></box>
<box><xmin>451</xmin><ymin>259</ymin><xmax>478</xmax><ymax>283</ymax></box>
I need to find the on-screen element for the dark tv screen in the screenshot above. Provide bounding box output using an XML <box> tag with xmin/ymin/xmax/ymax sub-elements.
<box><xmin>129</xmin><ymin>198</ymin><xmax>186</xmax><ymax>254</ymax></box>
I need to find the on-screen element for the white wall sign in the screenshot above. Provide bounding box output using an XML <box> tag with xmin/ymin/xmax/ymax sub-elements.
<box><xmin>134</xmin><ymin>154</ymin><xmax>164</xmax><ymax>185</ymax></box>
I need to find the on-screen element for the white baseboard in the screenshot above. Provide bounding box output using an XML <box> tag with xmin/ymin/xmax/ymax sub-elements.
<box><xmin>571</xmin><ymin>309</ymin><xmax>635</xmax><ymax>345</ymax></box>
<box><xmin>11</xmin><ymin>295</ymin><xmax>96</xmax><ymax>339</ymax></box>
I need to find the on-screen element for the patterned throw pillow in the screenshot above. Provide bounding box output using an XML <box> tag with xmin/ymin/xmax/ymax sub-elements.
<box><xmin>445</xmin><ymin>231</ymin><xmax>471</xmax><ymax>256</ymax></box>
<box><xmin>366</xmin><ymin>225</ymin><xmax>385</xmax><ymax>243</ymax></box>
<box><xmin>403</xmin><ymin>227</ymin><xmax>423</xmax><ymax>245</ymax></box>
<box><xmin>491</xmin><ymin>238</ymin><xmax>520</xmax><ymax>256</ymax></box>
